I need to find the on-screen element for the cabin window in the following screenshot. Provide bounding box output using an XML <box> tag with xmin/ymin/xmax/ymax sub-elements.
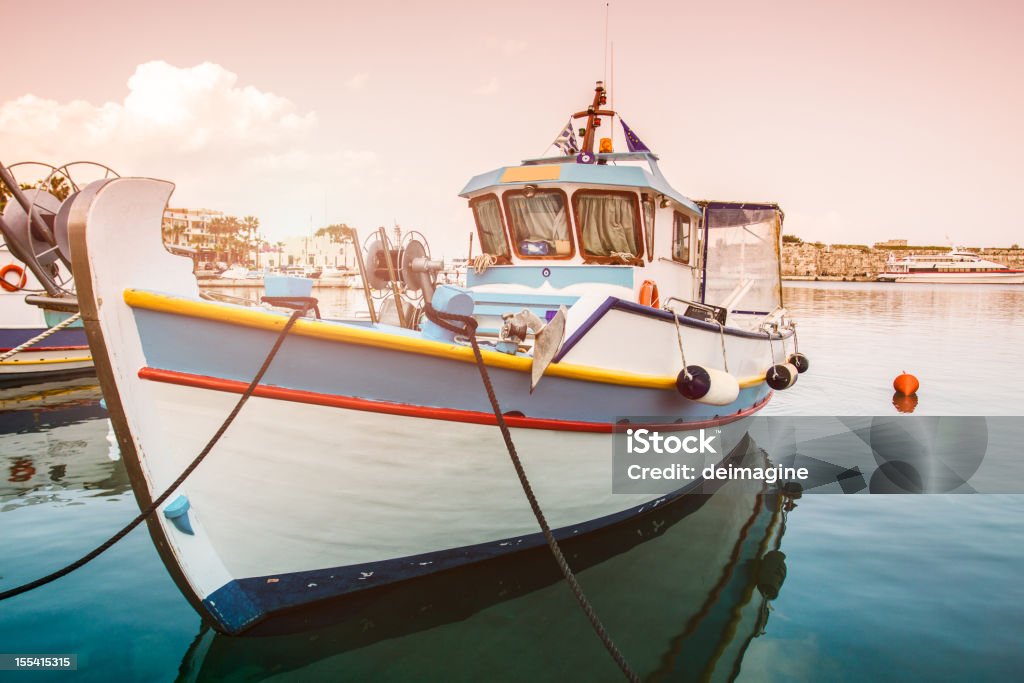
<box><xmin>572</xmin><ymin>190</ymin><xmax>643</xmax><ymax>263</ymax></box>
<box><xmin>672</xmin><ymin>211</ymin><xmax>691</xmax><ymax>264</ymax></box>
<box><xmin>504</xmin><ymin>189</ymin><xmax>574</xmax><ymax>258</ymax></box>
<box><xmin>470</xmin><ymin>195</ymin><xmax>510</xmax><ymax>262</ymax></box>
<box><xmin>642</xmin><ymin>195</ymin><xmax>656</xmax><ymax>258</ymax></box>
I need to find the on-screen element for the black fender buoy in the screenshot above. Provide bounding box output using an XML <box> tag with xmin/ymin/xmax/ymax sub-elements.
<box><xmin>788</xmin><ymin>352</ymin><xmax>810</xmax><ymax>374</ymax></box>
<box><xmin>676</xmin><ymin>365</ymin><xmax>711</xmax><ymax>400</ymax></box>
<box><xmin>766</xmin><ymin>363</ymin><xmax>798</xmax><ymax>391</ymax></box>
<box><xmin>675</xmin><ymin>365</ymin><xmax>740</xmax><ymax>404</ymax></box>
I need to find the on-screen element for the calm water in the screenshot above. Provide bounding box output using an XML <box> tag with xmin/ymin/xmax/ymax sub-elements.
<box><xmin>1</xmin><ymin>283</ymin><xmax>1022</xmax><ymax>681</ymax></box>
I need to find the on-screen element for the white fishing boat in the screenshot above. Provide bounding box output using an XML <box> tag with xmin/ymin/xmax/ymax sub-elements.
<box><xmin>877</xmin><ymin>248</ymin><xmax>1024</xmax><ymax>283</ymax></box>
<box><xmin>68</xmin><ymin>82</ymin><xmax>808</xmax><ymax>634</ymax></box>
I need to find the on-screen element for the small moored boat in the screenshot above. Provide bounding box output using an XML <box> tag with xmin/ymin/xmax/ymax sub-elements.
<box><xmin>0</xmin><ymin>161</ymin><xmax>101</xmax><ymax>384</ymax></box>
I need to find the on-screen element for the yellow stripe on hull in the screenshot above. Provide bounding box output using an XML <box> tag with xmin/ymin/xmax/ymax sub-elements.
<box><xmin>123</xmin><ymin>289</ymin><xmax>766</xmax><ymax>391</ymax></box>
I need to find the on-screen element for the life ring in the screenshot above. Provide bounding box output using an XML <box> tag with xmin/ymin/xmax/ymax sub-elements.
<box><xmin>639</xmin><ymin>279</ymin><xmax>660</xmax><ymax>308</ymax></box>
<box><xmin>0</xmin><ymin>264</ymin><xmax>27</xmax><ymax>293</ymax></box>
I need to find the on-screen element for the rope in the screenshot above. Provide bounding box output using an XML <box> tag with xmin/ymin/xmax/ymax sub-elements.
<box><xmin>766</xmin><ymin>329</ymin><xmax>778</xmax><ymax>368</ymax></box>
<box><xmin>0</xmin><ymin>311</ymin><xmax>82</xmax><ymax>362</ymax></box>
<box><xmin>672</xmin><ymin>312</ymin><xmax>691</xmax><ymax>380</ymax></box>
<box><xmin>421</xmin><ymin>302</ymin><xmax>639</xmax><ymax>682</ymax></box>
<box><xmin>715</xmin><ymin>320</ymin><xmax>730</xmax><ymax>373</ymax></box>
<box><xmin>609</xmin><ymin>251</ymin><xmax>635</xmax><ymax>264</ymax></box>
<box><xmin>471</xmin><ymin>253</ymin><xmax>497</xmax><ymax>274</ymax></box>
<box><xmin>0</xmin><ymin>302</ymin><xmax>312</xmax><ymax>602</ymax></box>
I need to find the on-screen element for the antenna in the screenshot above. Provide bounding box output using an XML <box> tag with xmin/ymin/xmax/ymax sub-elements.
<box><xmin>603</xmin><ymin>3</ymin><xmax>610</xmax><ymax>84</ymax></box>
<box><xmin>610</xmin><ymin>41</ymin><xmax>615</xmax><ymax>147</ymax></box>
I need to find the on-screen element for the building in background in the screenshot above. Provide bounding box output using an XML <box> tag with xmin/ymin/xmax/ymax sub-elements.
<box><xmin>162</xmin><ymin>208</ymin><xmax>224</xmax><ymax>250</ymax></box>
<box><xmin>163</xmin><ymin>207</ymin><xmax>358</xmax><ymax>273</ymax></box>
<box><xmin>262</xmin><ymin>235</ymin><xmax>356</xmax><ymax>272</ymax></box>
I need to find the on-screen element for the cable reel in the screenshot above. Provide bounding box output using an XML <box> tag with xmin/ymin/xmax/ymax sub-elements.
<box><xmin>361</xmin><ymin>228</ymin><xmax>443</xmax><ymax>330</ymax></box>
<box><xmin>1</xmin><ymin>161</ymin><xmax>120</xmax><ymax>295</ymax></box>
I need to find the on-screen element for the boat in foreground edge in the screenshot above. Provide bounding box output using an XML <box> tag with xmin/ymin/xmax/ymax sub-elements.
<box><xmin>1</xmin><ymin>160</ymin><xmax>101</xmax><ymax>384</ymax></box>
<box><xmin>68</xmin><ymin>86</ymin><xmax>805</xmax><ymax>634</ymax></box>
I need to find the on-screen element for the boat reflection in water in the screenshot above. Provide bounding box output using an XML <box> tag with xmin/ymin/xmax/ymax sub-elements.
<box><xmin>177</xmin><ymin>438</ymin><xmax>795</xmax><ymax>682</ymax></box>
<box><xmin>0</xmin><ymin>378</ymin><xmax>127</xmax><ymax>506</ymax></box>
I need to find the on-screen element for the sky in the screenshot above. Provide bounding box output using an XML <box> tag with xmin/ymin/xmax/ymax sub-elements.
<box><xmin>2</xmin><ymin>0</ymin><xmax>1022</xmax><ymax>257</ymax></box>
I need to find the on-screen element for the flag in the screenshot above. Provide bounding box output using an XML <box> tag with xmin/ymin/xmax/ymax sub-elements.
<box><xmin>552</xmin><ymin>120</ymin><xmax>579</xmax><ymax>155</ymax></box>
<box><xmin>620</xmin><ymin>119</ymin><xmax>651</xmax><ymax>153</ymax></box>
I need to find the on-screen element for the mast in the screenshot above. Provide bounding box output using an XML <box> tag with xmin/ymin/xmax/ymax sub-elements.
<box><xmin>572</xmin><ymin>81</ymin><xmax>615</xmax><ymax>164</ymax></box>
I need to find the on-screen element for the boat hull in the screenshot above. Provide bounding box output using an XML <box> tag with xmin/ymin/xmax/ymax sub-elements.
<box><xmin>137</xmin><ymin>377</ymin><xmax>760</xmax><ymax>632</ymax></box>
<box><xmin>878</xmin><ymin>271</ymin><xmax>1024</xmax><ymax>284</ymax></box>
<box><xmin>1</xmin><ymin>284</ymin><xmax>93</xmax><ymax>383</ymax></box>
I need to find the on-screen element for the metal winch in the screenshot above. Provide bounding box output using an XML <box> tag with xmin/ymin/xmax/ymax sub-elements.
<box><xmin>496</xmin><ymin>309</ymin><xmax>545</xmax><ymax>355</ymax></box>
<box><xmin>495</xmin><ymin>307</ymin><xmax>568</xmax><ymax>391</ymax></box>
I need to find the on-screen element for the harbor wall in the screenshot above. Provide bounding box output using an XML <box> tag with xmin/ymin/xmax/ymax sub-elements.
<box><xmin>781</xmin><ymin>244</ymin><xmax>1024</xmax><ymax>280</ymax></box>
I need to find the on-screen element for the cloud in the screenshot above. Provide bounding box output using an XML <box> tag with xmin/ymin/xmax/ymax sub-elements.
<box><xmin>0</xmin><ymin>61</ymin><xmax>382</xmax><ymax>237</ymax></box>
<box><xmin>0</xmin><ymin>61</ymin><xmax>317</xmax><ymax>164</ymax></box>
<box><xmin>473</xmin><ymin>78</ymin><xmax>499</xmax><ymax>95</ymax></box>
<box><xmin>347</xmin><ymin>72</ymin><xmax>369</xmax><ymax>89</ymax></box>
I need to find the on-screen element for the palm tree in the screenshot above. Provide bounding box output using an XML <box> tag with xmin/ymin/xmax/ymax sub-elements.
<box><xmin>315</xmin><ymin>223</ymin><xmax>356</xmax><ymax>243</ymax></box>
<box><xmin>208</xmin><ymin>216</ymin><xmax>243</xmax><ymax>263</ymax></box>
<box><xmin>242</xmin><ymin>216</ymin><xmax>260</xmax><ymax>266</ymax></box>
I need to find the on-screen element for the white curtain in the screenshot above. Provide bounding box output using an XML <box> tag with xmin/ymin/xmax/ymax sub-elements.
<box><xmin>506</xmin><ymin>193</ymin><xmax>569</xmax><ymax>245</ymax></box>
<box><xmin>473</xmin><ymin>198</ymin><xmax>509</xmax><ymax>257</ymax></box>
<box><xmin>577</xmin><ymin>194</ymin><xmax>638</xmax><ymax>257</ymax></box>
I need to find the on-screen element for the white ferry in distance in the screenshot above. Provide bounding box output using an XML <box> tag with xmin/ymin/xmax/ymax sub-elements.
<box><xmin>877</xmin><ymin>248</ymin><xmax>1024</xmax><ymax>284</ymax></box>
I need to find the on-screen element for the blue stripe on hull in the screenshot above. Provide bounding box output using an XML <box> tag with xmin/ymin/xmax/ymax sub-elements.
<box><xmin>0</xmin><ymin>326</ymin><xmax>88</xmax><ymax>349</ymax></box>
<box><xmin>201</xmin><ymin>452</ymin><xmax>739</xmax><ymax>634</ymax></box>
<box><xmin>133</xmin><ymin>308</ymin><xmax>770</xmax><ymax>422</ymax></box>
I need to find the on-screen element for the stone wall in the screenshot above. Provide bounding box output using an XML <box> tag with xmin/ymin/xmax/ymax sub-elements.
<box><xmin>781</xmin><ymin>244</ymin><xmax>1024</xmax><ymax>280</ymax></box>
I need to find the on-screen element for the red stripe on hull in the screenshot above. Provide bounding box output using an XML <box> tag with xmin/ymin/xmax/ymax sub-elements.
<box><xmin>137</xmin><ymin>367</ymin><xmax>771</xmax><ymax>433</ymax></box>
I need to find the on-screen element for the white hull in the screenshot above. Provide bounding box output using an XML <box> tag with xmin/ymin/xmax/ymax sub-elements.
<box><xmin>135</xmin><ymin>380</ymin><xmax>753</xmax><ymax>597</ymax></box>
<box><xmin>0</xmin><ymin>351</ymin><xmax>93</xmax><ymax>377</ymax></box>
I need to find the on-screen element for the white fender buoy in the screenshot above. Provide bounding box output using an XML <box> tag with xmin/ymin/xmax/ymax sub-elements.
<box><xmin>766</xmin><ymin>363</ymin><xmax>799</xmax><ymax>390</ymax></box>
<box><xmin>676</xmin><ymin>365</ymin><xmax>740</xmax><ymax>406</ymax></box>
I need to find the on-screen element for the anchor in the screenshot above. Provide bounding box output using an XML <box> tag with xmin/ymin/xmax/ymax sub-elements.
<box><xmin>496</xmin><ymin>307</ymin><xmax>568</xmax><ymax>392</ymax></box>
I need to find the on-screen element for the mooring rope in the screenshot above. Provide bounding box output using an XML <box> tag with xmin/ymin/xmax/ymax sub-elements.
<box><xmin>0</xmin><ymin>301</ymin><xmax>313</xmax><ymax>602</ymax></box>
<box><xmin>422</xmin><ymin>302</ymin><xmax>639</xmax><ymax>683</ymax></box>
<box><xmin>0</xmin><ymin>311</ymin><xmax>82</xmax><ymax>362</ymax></box>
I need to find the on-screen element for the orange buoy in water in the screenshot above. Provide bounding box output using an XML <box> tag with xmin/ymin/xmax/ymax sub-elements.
<box><xmin>893</xmin><ymin>372</ymin><xmax>919</xmax><ymax>396</ymax></box>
